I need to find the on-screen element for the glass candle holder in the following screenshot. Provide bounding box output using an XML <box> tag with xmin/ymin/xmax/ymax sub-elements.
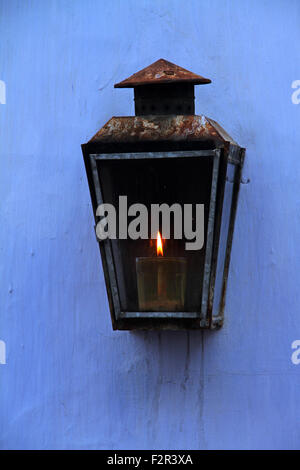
<box><xmin>136</xmin><ymin>257</ymin><xmax>187</xmax><ymax>311</ymax></box>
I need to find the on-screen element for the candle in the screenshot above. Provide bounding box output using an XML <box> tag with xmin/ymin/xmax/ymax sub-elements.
<box><xmin>136</xmin><ymin>232</ymin><xmax>186</xmax><ymax>311</ymax></box>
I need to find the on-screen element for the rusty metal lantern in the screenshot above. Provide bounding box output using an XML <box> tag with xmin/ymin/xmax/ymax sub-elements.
<box><xmin>82</xmin><ymin>59</ymin><xmax>245</xmax><ymax>330</ymax></box>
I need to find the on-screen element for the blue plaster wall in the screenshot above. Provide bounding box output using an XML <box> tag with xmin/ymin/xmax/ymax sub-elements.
<box><xmin>1</xmin><ymin>0</ymin><xmax>300</xmax><ymax>450</ymax></box>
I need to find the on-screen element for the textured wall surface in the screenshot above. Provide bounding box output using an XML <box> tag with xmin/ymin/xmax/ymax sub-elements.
<box><xmin>1</xmin><ymin>0</ymin><xmax>300</xmax><ymax>450</ymax></box>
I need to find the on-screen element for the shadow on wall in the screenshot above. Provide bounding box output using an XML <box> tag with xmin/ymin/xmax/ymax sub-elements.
<box><xmin>129</xmin><ymin>329</ymin><xmax>205</xmax><ymax>389</ymax></box>
<box><xmin>113</xmin><ymin>330</ymin><xmax>208</xmax><ymax>446</ymax></box>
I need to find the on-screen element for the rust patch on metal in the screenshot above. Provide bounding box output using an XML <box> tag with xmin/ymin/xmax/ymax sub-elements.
<box><xmin>89</xmin><ymin>115</ymin><xmax>232</xmax><ymax>144</ymax></box>
<box><xmin>114</xmin><ymin>59</ymin><xmax>211</xmax><ymax>88</ymax></box>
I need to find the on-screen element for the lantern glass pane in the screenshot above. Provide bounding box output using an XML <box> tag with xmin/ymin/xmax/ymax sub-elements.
<box><xmin>96</xmin><ymin>156</ymin><xmax>214</xmax><ymax>313</ymax></box>
<box><xmin>212</xmin><ymin>162</ymin><xmax>236</xmax><ymax>317</ymax></box>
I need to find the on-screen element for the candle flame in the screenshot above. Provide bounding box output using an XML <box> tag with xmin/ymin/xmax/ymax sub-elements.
<box><xmin>156</xmin><ymin>231</ymin><xmax>163</xmax><ymax>256</ymax></box>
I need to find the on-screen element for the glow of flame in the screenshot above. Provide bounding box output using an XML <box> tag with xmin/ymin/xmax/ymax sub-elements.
<box><xmin>156</xmin><ymin>231</ymin><xmax>163</xmax><ymax>256</ymax></box>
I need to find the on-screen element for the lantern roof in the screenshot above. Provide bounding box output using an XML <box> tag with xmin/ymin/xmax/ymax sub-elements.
<box><xmin>88</xmin><ymin>115</ymin><xmax>236</xmax><ymax>145</ymax></box>
<box><xmin>114</xmin><ymin>59</ymin><xmax>211</xmax><ymax>88</ymax></box>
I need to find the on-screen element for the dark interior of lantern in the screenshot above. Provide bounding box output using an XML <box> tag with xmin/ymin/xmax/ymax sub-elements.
<box><xmin>96</xmin><ymin>156</ymin><xmax>213</xmax><ymax>314</ymax></box>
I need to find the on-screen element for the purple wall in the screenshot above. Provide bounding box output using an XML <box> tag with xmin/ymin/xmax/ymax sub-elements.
<box><xmin>1</xmin><ymin>0</ymin><xmax>300</xmax><ymax>449</ymax></box>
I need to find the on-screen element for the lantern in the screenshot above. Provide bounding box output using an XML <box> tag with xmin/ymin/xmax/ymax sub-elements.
<box><xmin>82</xmin><ymin>59</ymin><xmax>245</xmax><ymax>330</ymax></box>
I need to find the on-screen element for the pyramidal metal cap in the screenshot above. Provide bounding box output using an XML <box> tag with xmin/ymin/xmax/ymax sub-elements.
<box><xmin>114</xmin><ymin>58</ymin><xmax>211</xmax><ymax>88</ymax></box>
